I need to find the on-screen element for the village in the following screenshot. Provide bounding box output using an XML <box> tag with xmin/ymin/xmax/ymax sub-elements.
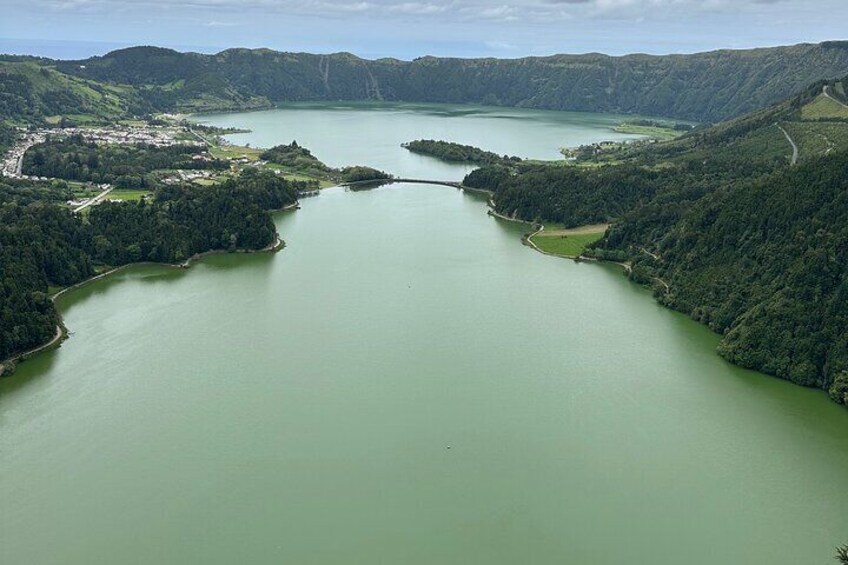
<box><xmin>0</xmin><ymin>122</ymin><xmax>265</xmax><ymax>212</ymax></box>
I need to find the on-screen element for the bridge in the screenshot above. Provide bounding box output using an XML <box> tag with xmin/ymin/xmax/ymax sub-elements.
<box><xmin>341</xmin><ymin>178</ymin><xmax>467</xmax><ymax>190</ymax></box>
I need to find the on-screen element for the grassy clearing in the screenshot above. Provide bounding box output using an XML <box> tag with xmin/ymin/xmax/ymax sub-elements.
<box><xmin>204</xmin><ymin>144</ymin><xmax>336</xmax><ymax>187</ymax></box>
<box><xmin>531</xmin><ymin>232</ymin><xmax>605</xmax><ymax>257</ymax></box>
<box><xmin>544</xmin><ymin>156</ymin><xmax>626</xmax><ymax>168</ymax></box>
<box><xmin>613</xmin><ymin>124</ymin><xmax>684</xmax><ymax>140</ymax></box>
<box><xmin>264</xmin><ymin>163</ymin><xmax>335</xmax><ymax>187</ymax></box>
<box><xmin>109</xmin><ymin>189</ymin><xmax>151</xmax><ymax>202</ymax></box>
<box><xmin>69</xmin><ymin>184</ymin><xmax>102</xmax><ymax>200</ymax></box>
<box><xmin>209</xmin><ymin>144</ymin><xmax>263</xmax><ymax>160</ymax></box>
<box><xmin>800</xmin><ymin>94</ymin><xmax>848</xmax><ymax>120</ymax></box>
<box><xmin>530</xmin><ymin>224</ymin><xmax>608</xmax><ymax>258</ymax></box>
<box><xmin>287</xmin><ymin>174</ymin><xmax>335</xmax><ymax>188</ymax></box>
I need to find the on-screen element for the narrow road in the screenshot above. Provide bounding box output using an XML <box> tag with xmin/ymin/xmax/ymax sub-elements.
<box><xmin>823</xmin><ymin>85</ymin><xmax>848</xmax><ymax>109</ymax></box>
<box><xmin>13</xmin><ymin>148</ymin><xmax>24</xmax><ymax>175</ymax></box>
<box><xmin>2</xmin><ymin>324</ymin><xmax>63</xmax><ymax>374</ymax></box>
<box><xmin>776</xmin><ymin>124</ymin><xmax>799</xmax><ymax>166</ymax></box>
<box><xmin>189</xmin><ymin>128</ymin><xmax>213</xmax><ymax>146</ymax></box>
<box><xmin>524</xmin><ymin>224</ymin><xmax>545</xmax><ymax>254</ymax></box>
<box><xmin>641</xmin><ymin>247</ymin><xmax>661</xmax><ymax>261</ymax></box>
<box><xmin>73</xmin><ymin>186</ymin><xmax>114</xmax><ymax>214</ymax></box>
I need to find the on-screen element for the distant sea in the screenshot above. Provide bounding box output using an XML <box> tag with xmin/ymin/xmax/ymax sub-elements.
<box><xmin>0</xmin><ymin>38</ymin><xmax>219</xmax><ymax>60</ymax></box>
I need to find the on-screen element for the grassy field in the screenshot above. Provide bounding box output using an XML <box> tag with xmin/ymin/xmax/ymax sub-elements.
<box><xmin>613</xmin><ymin>124</ymin><xmax>685</xmax><ymax>140</ymax></box>
<box><xmin>209</xmin><ymin>144</ymin><xmax>263</xmax><ymax>160</ymax></box>
<box><xmin>192</xmin><ymin>178</ymin><xmax>215</xmax><ymax>186</ymax></box>
<box><xmin>68</xmin><ymin>182</ymin><xmax>102</xmax><ymax>201</ymax></box>
<box><xmin>800</xmin><ymin>94</ymin><xmax>848</xmax><ymax>120</ymax></box>
<box><xmin>109</xmin><ymin>189</ymin><xmax>151</xmax><ymax>202</ymax></box>
<box><xmin>206</xmin><ymin>142</ymin><xmax>338</xmax><ymax>187</ymax></box>
<box><xmin>529</xmin><ymin>224</ymin><xmax>608</xmax><ymax>258</ymax></box>
<box><xmin>263</xmin><ymin>163</ymin><xmax>336</xmax><ymax>187</ymax></box>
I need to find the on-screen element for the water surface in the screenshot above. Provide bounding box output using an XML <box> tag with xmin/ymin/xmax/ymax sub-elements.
<box><xmin>2</xmin><ymin>106</ymin><xmax>847</xmax><ymax>565</ymax></box>
<box><xmin>200</xmin><ymin>102</ymin><xmax>648</xmax><ymax>179</ymax></box>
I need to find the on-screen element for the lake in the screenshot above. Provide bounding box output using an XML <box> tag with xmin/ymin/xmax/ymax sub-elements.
<box><xmin>199</xmin><ymin>101</ymin><xmax>648</xmax><ymax>179</ymax></box>
<box><xmin>1</xmin><ymin>104</ymin><xmax>846</xmax><ymax>565</ymax></box>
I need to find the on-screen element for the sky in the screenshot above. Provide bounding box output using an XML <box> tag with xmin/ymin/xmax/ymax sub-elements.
<box><xmin>1</xmin><ymin>0</ymin><xmax>846</xmax><ymax>60</ymax></box>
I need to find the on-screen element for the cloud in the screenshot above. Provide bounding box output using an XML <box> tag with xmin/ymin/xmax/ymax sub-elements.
<box><xmin>4</xmin><ymin>0</ymin><xmax>845</xmax><ymax>59</ymax></box>
<box><xmin>10</xmin><ymin>0</ymin><xmax>837</xmax><ymax>23</ymax></box>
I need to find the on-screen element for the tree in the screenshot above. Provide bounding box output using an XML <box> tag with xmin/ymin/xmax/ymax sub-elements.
<box><xmin>836</xmin><ymin>543</ymin><xmax>848</xmax><ymax>564</ymax></box>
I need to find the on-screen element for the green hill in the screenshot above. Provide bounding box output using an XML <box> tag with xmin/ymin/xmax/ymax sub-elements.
<box><xmin>51</xmin><ymin>42</ymin><xmax>848</xmax><ymax>122</ymax></box>
<box><xmin>0</xmin><ymin>59</ymin><xmax>149</xmax><ymax>124</ymax></box>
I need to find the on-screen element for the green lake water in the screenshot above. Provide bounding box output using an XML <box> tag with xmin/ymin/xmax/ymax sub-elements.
<box><xmin>1</xmin><ymin>104</ymin><xmax>847</xmax><ymax>564</ymax></box>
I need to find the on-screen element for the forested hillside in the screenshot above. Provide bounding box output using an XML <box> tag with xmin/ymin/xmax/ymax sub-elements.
<box><xmin>464</xmin><ymin>74</ymin><xmax>848</xmax><ymax>405</ymax></box>
<box><xmin>592</xmin><ymin>152</ymin><xmax>848</xmax><ymax>405</ymax></box>
<box><xmin>51</xmin><ymin>42</ymin><xmax>848</xmax><ymax>122</ymax></box>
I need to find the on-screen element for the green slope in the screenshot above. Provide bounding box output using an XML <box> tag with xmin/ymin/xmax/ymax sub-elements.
<box><xmin>0</xmin><ymin>60</ymin><xmax>149</xmax><ymax>124</ymax></box>
<box><xmin>51</xmin><ymin>41</ymin><xmax>848</xmax><ymax>122</ymax></box>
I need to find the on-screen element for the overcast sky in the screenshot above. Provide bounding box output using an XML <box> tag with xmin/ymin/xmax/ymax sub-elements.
<box><xmin>1</xmin><ymin>0</ymin><xmax>846</xmax><ymax>60</ymax></box>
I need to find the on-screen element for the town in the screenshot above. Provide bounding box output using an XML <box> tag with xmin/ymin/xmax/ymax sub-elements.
<box><xmin>0</xmin><ymin>122</ymin><xmax>273</xmax><ymax>212</ymax></box>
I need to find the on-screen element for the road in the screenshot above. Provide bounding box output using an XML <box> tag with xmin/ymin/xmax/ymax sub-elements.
<box><xmin>13</xmin><ymin>147</ymin><xmax>23</xmax><ymax>175</ymax></box>
<box><xmin>342</xmin><ymin>177</ymin><xmax>464</xmax><ymax>190</ymax></box>
<box><xmin>776</xmin><ymin>124</ymin><xmax>798</xmax><ymax>166</ymax></box>
<box><xmin>188</xmin><ymin>128</ymin><xmax>213</xmax><ymax>145</ymax></box>
<box><xmin>73</xmin><ymin>186</ymin><xmax>115</xmax><ymax>214</ymax></box>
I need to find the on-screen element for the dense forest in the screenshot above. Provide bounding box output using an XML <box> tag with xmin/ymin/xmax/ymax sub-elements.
<box><xmin>592</xmin><ymin>151</ymin><xmax>848</xmax><ymax>405</ymax></box>
<box><xmin>0</xmin><ymin>122</ymin><xmax>16</xmax><ymax>153</ymax></box>
<box><xmin>339</xmin><ymin>166</ymin><xmax>392</xmax><ymax>183</ymax></box>
<box><xmin>22</xmin><ymin>134</ymin><xmax>227</xmax><ymax>187</ymax></box>
<box><xmin>0</xmin><ymin>169</ymin><xmax>302</xmax><ymax>366</ymax></box>
<box><xmin>465</xmin><ymin>163</ymin><xmax>666</xmax><ymax>226</ymax></box>
<box><xmin>33</xmin><ymin>42</ymin><xmax>848</xmax><ymax>122</ymax></box>
<box><xmin>260</xmin><ymin>141</ymin><xmax>332</xmax><ymax>175</ymax></box>
<box><xmin>403</xmin><ymin>139</ymin><xmax>519</xmax><ymax>165</ymax></box>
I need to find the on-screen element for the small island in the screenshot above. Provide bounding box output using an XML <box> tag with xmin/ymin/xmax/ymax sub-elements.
<box><xmin>402</xmin><ymin>139</ymin><xmax>521</xmax><ymax>166</ymax></box>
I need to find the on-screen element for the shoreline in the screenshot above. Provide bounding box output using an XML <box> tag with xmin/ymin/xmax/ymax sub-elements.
<box><xmin>1</xmin><ymin>185</ymin><xmax>624</xmax><ymax>379</ymax></box>
<box><xmin>0</xmin><ymin>232</ymin><xmax>286</xmax><ymax>378</ymax></box>
<box><xmin>492</xmin><ymin>211</ymin><xmax>631</xmax><ymax>272</ymax></box>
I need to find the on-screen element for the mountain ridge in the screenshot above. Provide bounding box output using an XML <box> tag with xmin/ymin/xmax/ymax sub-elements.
<box><xmin>39</xmin><ymin>41</ymin><xmax>848</xmax><ymax>122</ymax></box>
